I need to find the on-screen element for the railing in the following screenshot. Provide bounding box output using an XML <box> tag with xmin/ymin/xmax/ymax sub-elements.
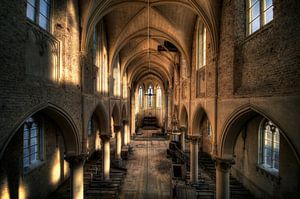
<box><xmin>169</xmin><ymin>141</ymin><xmax>189</xmax><ymax>167</ymax></box>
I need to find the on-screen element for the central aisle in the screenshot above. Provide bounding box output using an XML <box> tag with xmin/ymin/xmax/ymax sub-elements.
<box><xmin>120</xmin><ymin>140</ymin><xmax>171</xmax><ymax>199</ymax></box>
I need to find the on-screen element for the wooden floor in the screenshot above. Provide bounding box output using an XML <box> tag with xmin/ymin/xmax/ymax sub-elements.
<box><xmin>120</xmin><ymin>140</ymin><xmax>171</xmax><ymax>199</ymax></box>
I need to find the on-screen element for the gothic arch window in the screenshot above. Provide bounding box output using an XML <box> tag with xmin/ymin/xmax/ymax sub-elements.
<box><xmin>113</xmin><ymin>55</ymin><xmax>121</xmax><ymax>96</ymax></box>
<box><xmin>197</xmin><ymin>22</ymin><xmax>206</xmax><ymax>70</ymax></box>
<box><xmin>247</xmin><ymin>0</ymin><xmax>273</xmax><ymax>35</ymax></box>
<box><xmin>259</xmin><ymin>119</ymin><xmax>279</xmax><ymax>173</ymax></box>
<box><xmin>23</xmin><ymin>116</ymin><xmax>43</xmax><ymax>171</ymax></box>
<box><xmin>139</xmin><ymin>86</ymin><xmax>143</xmax><ymax>108</ymax></box>
<box><xmin>122</xmin><ymin>73</ymin><xmax>128</xmax><ymax>98</ymax></box>
<box><xmin>156</xmin><ymin>86</ymin><xmax>162</xmax><ymax>108</ymax></box>
<box><xmin>196</xmin><ymin>20</ymin><xmax>206</xmax><ymax>97</ymax></box>
<box><xmin>87</xmin><ymin>118</ymin><xmax>93</xmax><ymax>136</ymax></box>
<box><xmin>147</xmin><ymin>85</ymin><xmax>153</xmax><ymax>108</ymax></box>
<box><xmin>26</xmin><ymin>0</ymin><xmax>52</xmax><ymax>31</ymax></box>
<box><xmin>92</xmin><ymin>28</ymin><xmax>101</xmax><ymax>93</ymax></box>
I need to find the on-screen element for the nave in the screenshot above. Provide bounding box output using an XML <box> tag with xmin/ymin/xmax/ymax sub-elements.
<box><xmin>1</xmin><ymin>0</ymin><xmax>300</xmax><ymax>199</ymax></box>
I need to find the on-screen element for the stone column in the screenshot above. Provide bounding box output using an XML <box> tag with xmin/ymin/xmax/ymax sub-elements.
<box><xmin>121</xmin><ymin>122</ymin><xmax>126</xmax><ymax>146</ymax></box>
<box><xmin>164</xmin><ymin>89</ymin><xmax>169</xmax><ymax>134</ymax></box>
<box><xmin>101</xmin><ymin>134</ymin><xmax>111</xmax><ymax>180</ymax></box>
<box><xmin>189</xmin><ymin>135</ymin><xmax>200</xmax><ymax>184</ymax></box>
<box><xmin>123</xmin><ymin>120</ymin><xmax>130</xmax><ymax>145</ymax></box>
<box><xmin>126</xmin><ymin>123</ymin><xmax>131</xmax><ymax>144</ymax></box>
<box><xmin>215</xmin><ymin>158</ymin><xmax>234</xmax><ymax>199</ymax></box>
<box><xmin>114</xmin><ymin>125</ymin><xmax>122</xmax><ymax>160</ymax></box>
<box><xmin>65</xmin><ymin>154</ymin><xmax>87</xmax><ymax>199</ymax></box>
<box><xmin>180</xmin><ymin>127</ymin><xmax>186</xmax><ymax>151</ymax></box>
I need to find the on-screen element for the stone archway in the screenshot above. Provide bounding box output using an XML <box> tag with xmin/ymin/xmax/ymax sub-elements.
<box><xmin>192</xmin><ymin>106</ymin><xmax>213</xmax><ymax>154</ymax></box>
<box><xmin>0</xmin><ymin>104</ymin><xmax>80</xmax><ymax>199</ymax></box>
<box><xmin>87</xmin><ymin>102</ymin><xmax>110</xmax><ymax>153</ymax></box>
<box><xmin>218</xmin><ymin>105</ymin><xmax>300</xmax><ymax>199</ymax></box>
<box><xmin>111</xmin><ymin>104</ymin><xmax>122</xmax><ymax>163</ymax></box>
<box><xmin>121</xmin><ymin>104</ymin><xmax>130</xmax><ymax>145</ymax></box>
<box><xmin>179</xmin><ymin>105</ymin><xmax>188</xmax><ymax>134</ymax></box>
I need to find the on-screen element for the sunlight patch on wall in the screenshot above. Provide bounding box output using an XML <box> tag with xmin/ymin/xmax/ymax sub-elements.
<box><xmin>0</xmin><ymin>176</ymin><xmax>10</xmax><ymax>199</ymax></box>
<box><xmin>64</xmin><ymin>160</ymin><xmax>69</xmax><ymax>178</ymax></box>
<box><xmin>95</xmin><ymin>130</ymin><xmax>101</xmax><ymax>150</ymax></box>
<box><xmin>51</xmin><ymin>148</ymin><xmax>61</xmax><ymax>185</ymax></box>
<box><xmin>18</xmin><ymin>179</ymin><xmax>26</xmax><ymax>199</ymax></box>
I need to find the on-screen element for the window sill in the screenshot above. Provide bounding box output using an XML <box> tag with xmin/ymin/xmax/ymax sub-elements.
<box><xmin>23</xmin><ymin>161</ymin><xmax>45</xmax><ymax>175</ymax></box>
<box><xmin>26</xmin><ymin>19</ymin><xmax>54</xmax><ymax>39</ymax></box>
<box><xmin>244</xmin><ymin>21</ymin><xmax>273</xmax><ymax>43</ymax></box>
<box><xmin>256</xmin><ymin>165</ymin><xmax>280</xmax><ymax>184</ymax></box>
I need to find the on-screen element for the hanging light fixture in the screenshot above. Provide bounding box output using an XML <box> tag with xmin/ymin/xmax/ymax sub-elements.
<box><xmin>144</xmin><ymin>0</ymin><xmax>155</xmax><ymax>97</ymax></box>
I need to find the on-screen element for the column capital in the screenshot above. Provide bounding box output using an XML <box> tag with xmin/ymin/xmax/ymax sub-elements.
<box><xmin>100</xmin><ymin>134</ymin><xmax>111</xmax><ymax>141</ymax></box>
<box><xmin>187</xmin><ymin>135</ymin><xmax>200</xmax><ymax>144</ymax></box>
<box><xmin>180</xmin><ymin>126</ymin><xmax>187</xmax><ymax>132</ymax></box>
<box><xmin>215</xmin><ymin>157</ymin><xmax>235</xmax><ymax>172</ymax></box>
<box><xmin>64</xmin><ymin>154</ymin><xmax>88</xmax><ymax>165</ymax></box>
<box><xmin>114</xmin><ymin>125</ymin><xmax>121</xmax><ymax>133</ymax></box>
<box><xmin>122</xmin><ymin>119</ymin><xmax>129</xmax><ymax>125</ymax></box>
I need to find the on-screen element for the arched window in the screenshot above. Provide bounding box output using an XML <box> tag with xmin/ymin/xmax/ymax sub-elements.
<box><xmin>156</xmin><ymin>86</ymin><xmax>162</xmax><ymax>108</ymax></box>
<box><xmin>259</xmin><ymin>119</ymin><xmax>280</xmax><ymax>172</ymax></box>
<box><xmin>196</xmin><ymin>21</ymin><xmax>206</xmax><ymax>97</ymax></box>
<box><xmin>122</xmin><ymin>73</ymin><xmax>128</xmax><ymax>98</ymax></box>
<box><xmin>23</xmin><ymin>117</ymin><xmax>43</xmax><ymax>170</ymax></box>
<box><xmin>147</xmin><ymin>85</ymin><xmax>153</xmax><ymax>107</ymax></box>
<box><xmin>247</xmin><ymin>0</ymin><xmax>273</xmax><ymax>35</ymax></box>
<box><xmin>139</xmin><ymin>86</ymin><xmax>143</xmax><ymax>107</ymax></box>
<box><xmin>197</xmin><ymin>23</ymin><xmax>206</xmax><ymax>69</ymax></box>
<box><xmin>87</xmin><ymin>118</ymin><xmax>93</xmax><ymax>136</ymax></box>
<box><xmin>26</xmin><ymin>0</ymin><xmax>51</xmax><ymax>31</ymax></box>
<box><xmin>93</xmin><ymin>27</ymin><xmax>101</xmax><ymax>92</ymax></box>
<box><xmin>113</xmin><ymin>55</ymin><xmax>121</xmax><ymax>96</ymax></box>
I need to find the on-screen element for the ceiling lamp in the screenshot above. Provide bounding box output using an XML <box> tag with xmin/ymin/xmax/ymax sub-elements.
<box><xmin>144</xmin><ymin>0</ymin><xmax>155</xmax><ymax>97</ymax></box>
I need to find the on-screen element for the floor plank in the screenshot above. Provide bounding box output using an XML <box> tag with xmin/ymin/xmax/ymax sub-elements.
<box><xmin>120</xmin><ymin>140</ymin><xmax>171</xmax><ymax>199</ymax></box>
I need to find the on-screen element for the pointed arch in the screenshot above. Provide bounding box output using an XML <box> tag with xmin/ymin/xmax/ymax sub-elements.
<box><xmin>88</xmin><ymin>101</ymin><xmax>109</xmax><ymax>135</ymax></box>
<box><xmin>192</xmin><ymin>105</ymin><xmax>211</xmax><ymax>136</ymax></box>
<box><xmin>179</xmin><ymin>105</ymin><xmax>188</xmax><ymax>128</ymax></box>
<box><xmin>121</xmin><ymin>104</ymin><xmax>127</xmax><ymax>120</ymax></box>
<box><xmin>0</xmin><ymin>103</ymin><xmax>80</xmax><ymax>159</ymax></box>
<box><xmin>220</xmin><ymin>105</ymin><xmax>300</xmax><ymax>164</ymax></box>
<box><xmin>111</xmin><ymin>103</ymin><xmax>121</xmax><ymax>126</ymax></box>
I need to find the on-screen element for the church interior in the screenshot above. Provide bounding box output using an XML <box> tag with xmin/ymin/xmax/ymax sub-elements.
<box><xmin>0</xmin><ymin>0</ymin><xmax>299</xmax><ymax>198</ymax></box>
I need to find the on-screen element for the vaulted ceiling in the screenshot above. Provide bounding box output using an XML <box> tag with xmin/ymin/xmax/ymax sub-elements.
<box><xmin>79</xmin><ymin>0</ymin><xmax>222</xmax><ymax>90</ymax></box>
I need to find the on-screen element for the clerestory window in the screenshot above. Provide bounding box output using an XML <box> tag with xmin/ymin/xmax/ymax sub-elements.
<box><xmin>156</xmin><ymin>86</ymin><xmax>162</xmax><ymax>108</ymax></box>
<box><xmin>247</xmin><ymin>0</ymin><xmax>273</xmax><ymax>35</ymax></box>
<box><xmin>26</xmin><ymin>0</ymin><xmax>51</xmax><ymax>31</ymax></box>
<box><xmin>139</xmin><ymin>86</ymin><xmax>143</xmax><ymax>108</ymax></box>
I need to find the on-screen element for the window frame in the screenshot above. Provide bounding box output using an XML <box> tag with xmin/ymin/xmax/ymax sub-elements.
<box><xmin>139</xmin><ymin>86</ymin><xmax>143</xmax><ymax>108</ymax></box>
<box><xmin>196</xmin><ymin>21</ymin><xmax>207</xmax><ymax>70</ymax></box>
<box><xmin>156</xmin><ymin>85</ymin><xmax>162</xmax><ymax>108</ymax></box>
<box><xmin>147</xmin><ymin>85</ymin><xmax>153</xmax><ymax>108</ymax></box>
<box><xmin>87</xmin><ymin>118</ymin><xmax>93</xmax><ymax>136</ymax></box>
<box><xmin>26</xmin><ymin>0</ymin><xmax>52</xmax><ymax>32</ymax></box>
<box><xmin>258</xmin><ymin>118</ymin><xmax>280</xmax><ymax>175</ymax></box>
<box><xmin>23</xmin><ymin>116</ymin><xmax>44</xmax><ymax>173</ymax></box>
<box><xmin>246</xmin><ymin>0</ymin><xmax>273</xmax><ymax>36</ymax></box>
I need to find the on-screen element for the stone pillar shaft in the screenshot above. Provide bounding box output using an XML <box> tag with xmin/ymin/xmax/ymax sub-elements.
<box><xmin>180</xmin><ymin>127</ymin><xmax>186</xmax><ymax>151</ymax></box>
<box><xmin>189</xmin><ymin>136</ymin><xmax>199</xmax><ymax>184</ymax></box>
<box><xmin>114</xmin><ymin>126</ymin><xmax>122</xmax><ymax>160</ymax></box>
<box><xmin>101</xmin><ymin>135</ymin><xmax>111</xmax><ymax>180</ymax></box>
<box><xmin>65</xmin><ymin>155</ymin><xmax>87</xmax><ymax>199</ymax></box>
<box><xmin>215</xmin><ymin>158</ymin><xmax>233</xmax><ymax>199</ymax></box>
<box><xmin>126</xmin><ymin>124</ymin><xmax>131</xmax><ymax>144</ymax></box>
